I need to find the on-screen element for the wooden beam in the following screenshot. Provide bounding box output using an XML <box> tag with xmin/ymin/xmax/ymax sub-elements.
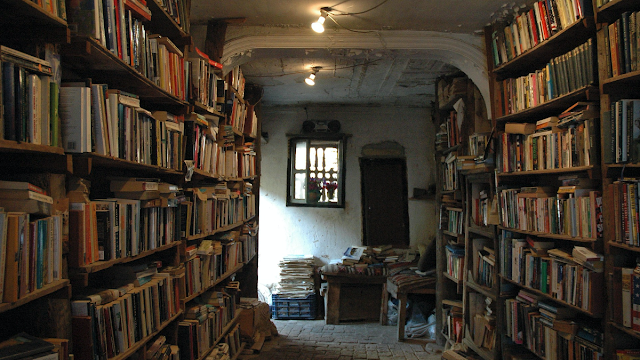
<box><xmin>205</xmin><ymin>18</ymin><xmax>246</xmax><ymax>63</ymax></box>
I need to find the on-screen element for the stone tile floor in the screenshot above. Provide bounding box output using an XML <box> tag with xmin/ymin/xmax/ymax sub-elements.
<box><xmin>240</xmin><ymin>320</ymin><xmax>443</xmax><ymax>360</ymax></box>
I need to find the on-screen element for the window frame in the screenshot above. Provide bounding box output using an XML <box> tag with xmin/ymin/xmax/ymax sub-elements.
<box><xmin>286</xmin><ymin>133</ymin><xmax>349</xmax><ymax>208</ymax></box>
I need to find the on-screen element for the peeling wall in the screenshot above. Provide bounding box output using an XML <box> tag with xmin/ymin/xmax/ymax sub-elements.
<box><xmin>258</xmin><ymin>105</ymin><xmax>437</xmax><ymax>288</ymax></box>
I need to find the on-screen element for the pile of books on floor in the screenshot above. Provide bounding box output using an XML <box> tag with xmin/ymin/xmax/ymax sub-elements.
<box><xmin>276</xmin><ymin>255</ymin><xmax>315</xmax><ymax>298</ymax></box>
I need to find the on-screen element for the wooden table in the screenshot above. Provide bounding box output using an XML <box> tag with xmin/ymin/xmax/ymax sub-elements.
<box><xmin>322</xmin><ymin>273</ymin><xmax>387</xmax><ymax>324</ymax></box>
<box><xmin>383</xmin><ymin>278</ymin><xmax>437</xmax><ymax>342</ymax></box>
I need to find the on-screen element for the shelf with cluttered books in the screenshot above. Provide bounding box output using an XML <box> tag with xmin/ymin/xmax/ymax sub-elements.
<box><xmin>0</xmin><ymin>0</ymin><xmax>68</xmax><ymax>39</ymax></box>
<box><xmin>497</xmin><ymin>165</ymin><xmax>596</xmax><ymax>177</ymax></box>
<box><xmin>146</xmin><ymin>0</ymin><xmax>191</xmax><ymax>47</ymax></box>
<box><xmin>0</xmin><ymin>279</ymin><xmax>70</xmax><ymax>314</ymax></box>
<box><xmin>61</xmin><ymin>37</ymin><xmax>189</xmax><ymax>109</ymax></box>
<box><xmin>497</xmin><ymin>226</ymin><xmax>598</xmax><ymax>243</ymax></box>
<box><xmin>72</xmin><ymin>153</ymin><xmax>184</xmax><ymax>178</ymax></box>
<box><xmin>181</xmin><ymin>263</ymin><xmax>244</xmax><ymax>305</ymax></box>
<box><xmin>495</xmin><ymin>85</ymin><xmax>599</xmax><ymax>124</ymax></box>
<box><xmin>491</xmin><ymin>17</ymin><xmax>595</xmax><ymax>80</ymax></box>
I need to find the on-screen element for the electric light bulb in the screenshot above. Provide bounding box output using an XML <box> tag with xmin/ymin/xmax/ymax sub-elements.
<box><xmin>311</xmin><ymin>15</ymin><xmax>326</xmax><ymax>33</ymax></box>
<box><xmin>305</xmin><ymin>73</ymin><xmax>316</xmax><ymax>86</ymax></box>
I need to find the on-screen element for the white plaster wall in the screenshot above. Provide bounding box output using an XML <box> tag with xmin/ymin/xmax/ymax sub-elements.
<box><xmin>258</xmin><ymin>105</ymin><xmax>438</xmax><ymax>289</ymax></box>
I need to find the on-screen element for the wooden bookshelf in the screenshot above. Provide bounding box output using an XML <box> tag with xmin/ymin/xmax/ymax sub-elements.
<box><xmin>193</xmin><ymin>101</ymin><xmax>225</xmax><ymax>118</ymax></box>
<box><xmin>467</xmin><ymin>224</ymin><xmax>495</xmax><ymax>239</ymax></box>
<box><xmin>72</xmin><ymin>152</ymin><xmax>184</xmax><ymax>178</ymax></box>
<box><xmin>495</xmin><ymin>85</ymin><xmax>599</xmax><ymax>124</ymax></box>
<box><xmin>185</xmin><ymin>220</ymin><xmax>248</xmax><ymax>241</ymax></box>
<box><xmin>497</xmin><ymin>165</ymin><xmax>597</xmax><ymax>178</ymax></box>
<box><xmin>145</xmin><ymin>0</ymin><xmax>191</xmax><ymax>47</ymax></box>
<box><xmin>608</xmin><ymin>241</ymin><xmax>640</xmax><ymax>253</ymax></box>
<box><xmin>465</xmin><ymin>279</ymin><xmax>497</xmax><ymax>300</ymax></box>
<box><xmin>463</xmin><ymin>335</ymin><xmax>496</xmax><ymax>360</ymax></box>
<box><xmin>492</xmin><ymin>17</ymin><xmax>595</xmax><ymax>80</ymax></box>
<box><xmin>0</xmin><ymin>279</ymin><xmax>69</xmax><ymax>314</ymax></box>
<box><xmin>609</xmin><ymin>322</ymin><xmax>640</xmax><ymax>340</ymax></box>
<box><xmin>0</xmin><ymin>140</ymin><xmax>65</xmax><ymax>154</ymax></box>
<box><xmin>601</xmin><ymin>69</ymin><xmax>640</xmax><ymax>93</ymax></box>
<box><xmin>72</xmin><ymin>241</ymin><xmax>182</xmax><ymax>274</ymax></box>
<box><xmin>109</xmin><ymin>311</ymin><xmax>183</xmax><ymax>360</ymax></box>
<box><xmin>198</xmin><ymin>310</ymin><xmax>244</xmax><ymax>360</ymax></box>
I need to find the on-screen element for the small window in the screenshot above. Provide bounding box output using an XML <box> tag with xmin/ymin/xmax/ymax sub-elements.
<box><xmin>287</xmin><ymin>135</ymin><xmax>347</xmax><ymax>207</ymax></box>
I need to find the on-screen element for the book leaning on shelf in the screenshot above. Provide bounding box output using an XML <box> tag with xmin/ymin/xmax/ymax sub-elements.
<box><xmin>1</xmin><ymin>46</ymin><xmax>60</xmax><ymax>146</ymax></box>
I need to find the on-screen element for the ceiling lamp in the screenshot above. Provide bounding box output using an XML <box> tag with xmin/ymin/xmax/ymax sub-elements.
<box><xmin>305</xmin><ymin>66</ymin><xmax>322</xmax><ymax>86</ymax></box>
<box><xmin>311</xmin><ymin>14</ymin><xmax>326</xmax><ymax>33</ymax></box>
<box><xmin>305</xmin><ymin>73</ymin><xmax>316</xmax><ymax>86</ymax></box>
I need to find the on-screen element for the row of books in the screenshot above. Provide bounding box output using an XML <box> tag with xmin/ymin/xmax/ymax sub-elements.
<box><xmin>499</xmin><ymin>231</ymin><xmax>604</xmax><ymax>313</ymax></box>
<box><xmin>445</xmin><ymin>244</ymin><xmax>465</xmax><ymax>281</ymax></box>
<box><xmin>602</xmin><ymin>99</ymin><xmax>640</xmax><ymax>164</ymax></box>
<box><xmin>498</xmin><ymin>117</ymin><xmax>598</xmax><ymax>173</ymax></box>
<box><xmin>226</xmin><ymin>66</ymin><xmax>246</xmax><ymax>98</ymax></box>
<box><xmin>59</xmin><ymin>84</ymin><xmax>184</xmax><ymax>170</ymax></box>
<box><xmin>157</xmin><ymin>0</ymin><xmax>190</xmax><ymax>33</ymax></box>
<box><xmin>182</xmin><ymin>239</ymin><xmax>243</xmax><ymax>299</ymax></box>
<box><xmin>489</xmin><ymin>0</ymin><xmax>592</xmax><ymax>67</ymax></box>
<box><xmin>445</xmin><ymin>208</ymin><xmax>464</xmax><ymax>235</ymax></box>
<box><xmin>0</xmin><ymin>212</ymin><xmax>63</xmax><ymax>303</ymax></box>
<box><xmin>601</xmin><ymin>11</ymin><xmax>640</xmax><ymax>79</ymax></box>
<box><xmin>498</xmin><ymin>186</ymin><xmax>602</xmax><ymax>239</ymax></box>
<box><xmin>190</xmin><ymin>47</ymin><xmax>224</xmax><ymax>110</ymax></box>
<box><xmin>504</xmin><ymin>291</ymin><xmax>604</xmax><ymax>358</ymax></box>
<box><xmin>145</xmin><ymin>336</ymin><xmax>179</xmax><ymax>360</ymax></box>
<box><xmin>471</xmin><ymin>186</ymin><xmax>495</xmax><ymax>227</ymax></box>
<box><xmin>494</xmin><ymin>39</ymin><xmax>595</xmax><ymax>117</ymax></box>
<box><xmin>468</xmin><ymin>292</ymin><xmax>496</xmax><ymax>351</ymax></box>
<box><xmin>178</xmin><ymin>287</ymin><xmax>238</xmax><ymax>360</ymax></box>
<box><xmin>472</xmin><ymin>240</ymin><xmax>495</xmax><ymax>289</ymax></box>
<box><xmin>37</xmin><ymin>0</ymin><xmax>67</xmax><ymax>20</ymax></box>
<box><xmin>609</xmin><ymin>266</ymin><xmax>640</xmax><ymax>332</ymax></box>
<box><xmin>1</xmin><ymin>46</ymin><xmax>60</xmax><ymax>146</ymax></box>
<box><xmin>442</xmin><ymin>303</ymin><xmax>463</xmax><ymax>343</ymax></box>
<box><xmin>440</xmin><ymin>152</ymin><xmax>459</xmax><ymax>191</ymax></box>
<box><xmin>183</xmin><ymin>186</ymin><xmax>255</xmax><ymax>238</ymax></box>
<box><xmin>435</xmin><ymin>110</ymin><xmax>460</xmax><ymax>150</ymax></box>
<box><xmin>608</xmin><ymin>179</ymin><xmax>640</xmax><ymax>247</ymax></box>
<box><xmin>71</xmin><ymin>271</ymin><xmax>182</xmax><ymax>360</ymax></box>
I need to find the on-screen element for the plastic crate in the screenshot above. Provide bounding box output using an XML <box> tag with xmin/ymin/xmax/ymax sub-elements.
<box><xmin>271</xmin><ymin>294</ymin><xmax>317</xmax><ymax>320</ymax></box>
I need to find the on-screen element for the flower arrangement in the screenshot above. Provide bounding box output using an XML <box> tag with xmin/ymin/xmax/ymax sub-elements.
<box><xmin>308</xmin><ymin>178</ymin><xmax>323</xmax><ymax>192</ymax></box>
<box><xmin>324</xmin><ymin>181</ymin><xmax>338</xmax><ymax>191</ymax></box>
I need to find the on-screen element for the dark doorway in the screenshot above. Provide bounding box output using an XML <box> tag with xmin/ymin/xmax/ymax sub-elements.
<box><xmin>360</xmin><ymin>157</ymin><xmax>410</xmax><ymax>247</ymax></box>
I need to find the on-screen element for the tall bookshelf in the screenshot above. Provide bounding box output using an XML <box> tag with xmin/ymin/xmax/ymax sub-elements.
<box><xmin>0</xmin><ymin>0</ymin><xmax>259</xmax><ymax>359</ymax></box>
<box><xmin>435</xmin><ymin>74</ymin><xmax>493</xmax><ymax>351</ymax></box>
<box><xmin>0</xmin><ymin>0</ymin><xmax>72</xmax><ymax>345</ymax></box>
<box><xmin>594</xmin><ymin>0</ymin><xmax>640</xmax><ymax>357</ymax></box>
<box><xmin>485</xmin><ymin>1</ymin><xmax>606</xmax><ymax>359</ymax></box>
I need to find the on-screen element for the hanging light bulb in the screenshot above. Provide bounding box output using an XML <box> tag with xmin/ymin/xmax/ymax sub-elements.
<box><xmin>311</xmin><ymin>14</ymin><xmax>326</xmax><ymax>33</ymax></box>
<box><xmin>305</xmin><ymin>73</ymin><xmax>316</xmax><ymax>86</ymax></box>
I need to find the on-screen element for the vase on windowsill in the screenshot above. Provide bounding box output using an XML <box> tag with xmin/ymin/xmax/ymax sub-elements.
<box><xmin>326</xmin><ymin>189</ymin><xmax>335</xmax><ymax>201</ymax></box>
<box><xmin>308</xmin><ymin>191</ymin><xmax>321</xmax><ymax>203</ymax></box>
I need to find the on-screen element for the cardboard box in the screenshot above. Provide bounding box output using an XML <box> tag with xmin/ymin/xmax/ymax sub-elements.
<box><xmin>239</xmin><ymin>307</ymin><xmax>257</xmax><ymax>338</ymax></box>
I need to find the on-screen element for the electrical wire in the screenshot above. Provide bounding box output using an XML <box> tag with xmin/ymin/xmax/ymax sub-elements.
<box><xmin>326</xmin><ymin>13</ymin><xmax>377</xmax><ymax>33</ymax></box>
<box><xmin>328</xmin><ymin>0</ymin><xmax>391</xmax><ymax>16</ymax></box>
<box><xmin>245</xmin><ymin>59</ymin><xmax>384</xmax><ymax>78</ymax></box>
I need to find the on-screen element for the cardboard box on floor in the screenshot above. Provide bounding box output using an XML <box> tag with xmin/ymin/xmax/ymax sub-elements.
<box><xmin>239</xmin><ymin>305</ymin><xmax>258</xmax><ymax>338</ymax></box>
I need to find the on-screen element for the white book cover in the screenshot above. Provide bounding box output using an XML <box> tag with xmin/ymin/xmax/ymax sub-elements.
<box><xmin>91</xmin><ymin>84</ymin><xmax>108</xmax><ymax>155</ymax></box>
<box><xmin>60</xmin><ymin>86</ymin><xmax>88</xmax><ymax>152</ymax></box>
<box><xmin>623</xmin><ymin>267</ymin><xmax>634</xmax><ymax>327</ymax></box>
<box><xmin>27</xmin><ymin>74</ymin><xmax>42</xmax><ymax>145</ymax></box>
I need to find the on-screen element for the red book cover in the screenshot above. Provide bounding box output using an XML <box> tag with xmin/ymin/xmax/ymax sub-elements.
<box><xmin>528</xmin><ymin>9</ymin><xmax>539</xmax><ymax>46</ymax></box>
<box><xmin>114</xmin><ymin>0</ymin><xmax>123</xmax><ymax>59</ymax></box>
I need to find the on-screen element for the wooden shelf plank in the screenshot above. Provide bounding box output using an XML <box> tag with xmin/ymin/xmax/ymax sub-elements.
<box><xmin>0</xmin><ymin>0</ymin><xmax>67</xmax><ymax>28</ymax></box>
<box><xmin>492</xmin><ymin>17</ymin><xmax>595</xmax><ymax>80</ymax></box>
<box><xmin>495</xmin><ymin>86</ymin><xmax>599</xmax><ymax>124</ymax></box>
<box><xmin>0</xmin><ymin>140</ymin><xmax>65</xmax><ymax>155</ymax></box>
<box><xmin>467</xmin><ymin>224</ymin><xmax>495</xmax><ymax>238</ymax></box>
<box><xmin>596</xmin><ymin>0</ymin><xmax>640</xmax><ymax>25</ymax></box>
<box><xmin>608</xmin><ymin>241</ymin><xmax>640</xmax><ymax>253</ymax></box>
<box><xmin>609</xmin><ymin>322</ymin><xmax>640</xmax><ymax>340</ymax></box>
<box><xmin>193</xmin><ymin>101</ymin><xmax>225</xmax><ymax>118</ymax></box>
<box><xmin>0</xmin><ymin>279</ymin><xmax>69</xmax><ymax>314</ymax></box>
<box><xmin>497</xmin><ymin>165</ymin><xmax>596</xmax><ymax>177</ymax></box>
<box><xmin>185</xmin><ymin>221</ymin><xmax>248</xmax><ymax>241</ymax></box>
<box><xmin>72</xmin><ymin>241</ymin><xmax>181</xmax><ymax>274</ymax></box>
<box><xmin>463</xmin><ymin>336</ymin><xmax>497</xmax><ymax>360</ymax></box>
<box><xmin>500</xmin><ymin>276</ymin><xmax>602</xmax><ymax>317</ymax></box>
<box><xmin>465</xmin><ymin>278</ymin><xmax>497</xmax><ymax>300</ymax></box>
<box><xmin>497</xmin><ymin>226</ymin><xmax>598</xmax><ymax>243</ymax></box>
<box><xmin>72</xmin><ymin>152</ymin><xmax>183</xmax><ymax>178</ymax></box>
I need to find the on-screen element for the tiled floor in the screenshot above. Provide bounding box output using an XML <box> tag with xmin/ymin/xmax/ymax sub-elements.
<box><xmin>241</xmin><ymin>320</ymin><xmax>443</xmax><ymax>360</ymax></box>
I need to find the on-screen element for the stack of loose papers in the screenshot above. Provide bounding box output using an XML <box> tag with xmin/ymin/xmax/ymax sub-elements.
<box><xmin>277</xmin><ymin>255</ymin><xmax>315</xmax><ymax>298</ymax></box>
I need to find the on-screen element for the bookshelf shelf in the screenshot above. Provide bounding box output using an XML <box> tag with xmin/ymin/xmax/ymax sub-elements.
<box><xmin>72</xmin><ymin>241</ymin><xmax>182</xmax><ymax>274</ymax></box>
<box><xmin>230</xmin><ymin>343</ymin><xmax>246</xmax><ymax>360</ymax></box>
<box><xmin>109</xmin><ymin>310</ymin><xmax>183</xmax><ymax>360</ymax></box>
<box><xmin>500</xmin><ymin>276</ymin><xmax>603</xmax><ymax>318</ymax></box>
<box><xmin>185</xmin><ymin>220</ymin><xmax>248</xmax><ymax>241</ymax></box>
<box><xmin>442</xmin><ymin>230</ymin><xmax>463</xmax><ymax>238</ymax></box>
<box><xmin>497</xmin><ymin>226</ymin><xmax>599</xmax><ymax>243</ymax></box>
<box><xmin>0</xmin><ymin>140</ymin><xmax>65</xmax><ymax>155</ymax></box>
<box><xmin>601</xmin><ymin>69</ymin><xmax>640</xmax><ymax>92</ymax></box>
<box><xmin>443</xmin><ymin>272</ymin><xmax>464</xmax><ymax>293</ymax></box>
<box><xmin>181</xmin><ymin>263</ymin><xmax>244</xmax><ymax>304</ymax></box>
<box><xmin>145</xmin><ymin>0</ymin><xmax>191</xmax><ymax>47</ymax></box>
<box><xmin>0</xmin><ymin>279</ymin><xmax>69</xmax><ymax>314</ymax></box>
<box><xmin>495</xmin><ymin>85</ymin><xmax>599</xmax><ymax>124</ymax></box>
<box><xmin>60</xmin><ymin>37</ymin><xmax>189</xmax><ymax>110</ymax></box>
<box><xmin>595</xmin><ymin>0</ymin><xmax>640</xmax><ymax>25</ymax></box>
<box><xmin>465</xmin><ymin>278</ymin><xmax>497</xmax><ymax>300</ymax></box>
<box><xmin>0</xmin><ymin>0</ymin><xmax>68</xmax><ymax>29</ymax></box>
<box><xmin>467</xmin><ymin>224</ymin><xmax>495</xmax><ymax>239</ymax></box>
<box><xmin>440</xmin><ymin>144</ymin><xmax>461</xmax><ymax>155</ymax></box>
<box><xmin>609</xmin><ymin>322</ymin><xmax>640</xmax><ymax>340</ymax></box>
<box><xmin>193</xmin><ymin>101</ymin><xmax>225</xmax><ymax>118</ymax></box>
<box><xmin>497</xmin><ymin>165</ymin><xmax>597</xmax><ymax>178</ymax></box>
<box><xmin>608</xmin><ymin>241</ymin><xmax>640</xmax><ymax>253</ymax></box>
<box><xmin>463</xmin><ymin>335</ymin><xmax>496</xmax><ymax>360</ymax></box>
<box><xmin>71</xmin><ymin>152</ymin><xmax>183</xmax><ymax>178</ymax></box>
<box><xmin>492</xmin><ymin>17</ymin><xmax>595</xmax><ymax>80</ymax></box>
